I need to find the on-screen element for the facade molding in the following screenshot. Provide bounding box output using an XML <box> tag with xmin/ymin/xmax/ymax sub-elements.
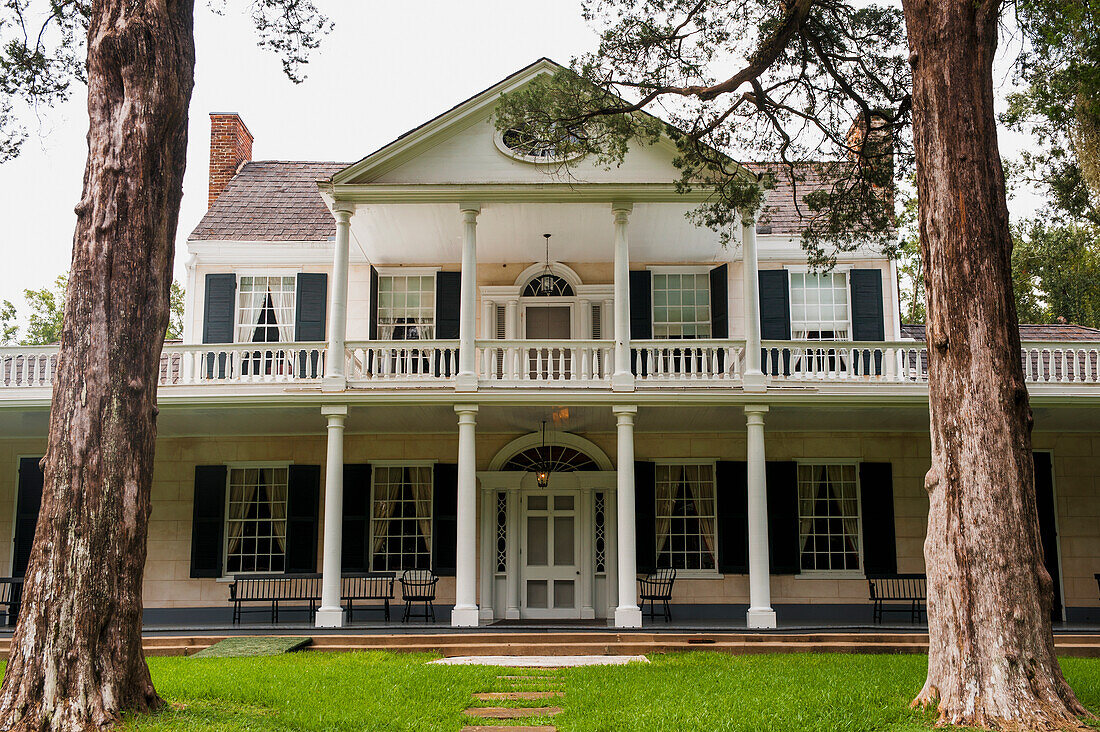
<box><xmin>487</xmin><ymin>430</ymin><xmax>614</xmax><ymax>471</ymax></box>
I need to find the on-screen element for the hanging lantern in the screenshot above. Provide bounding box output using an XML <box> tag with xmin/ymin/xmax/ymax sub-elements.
<box><xmin>535</xmin><ymin>420</ymin><xmax>551</xmax><ymax>488</ymax></box>
<box><xmin>538</xmin><ymin>233</ymin><xmax>556</xmax><ymax>294</ymax></box>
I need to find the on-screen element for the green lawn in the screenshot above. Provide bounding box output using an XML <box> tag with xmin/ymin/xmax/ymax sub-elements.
<box><xmin>121</xmin><ymin>651</ymin><xmax>1100</xmax><ymax>731</ymax></box>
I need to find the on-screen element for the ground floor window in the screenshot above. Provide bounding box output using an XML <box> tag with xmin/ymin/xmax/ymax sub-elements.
<box><xmin>225</xmin><ymin>466</ymin><xmax>289</xmax><ymax>573</ymax></box>
<box><xmin>371</xmin><ymin>465</ymin><xmax>433</xmax><ymax>571</ymax></box>
<box><xmin>798</xmin><ymin>463</ymin><xmax>861</xmax><ymax>571</ymax></box>
<box><xmin>655</xmin><ymin>463</ymin><xmax>717</xmax><ymax>571</ymax></box>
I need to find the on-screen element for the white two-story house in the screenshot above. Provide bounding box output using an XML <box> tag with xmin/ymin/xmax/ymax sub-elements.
<box><xmin>2</xmin><ymin>59</ymin><xmax>1098</xmax><ymax>628</ymax></box>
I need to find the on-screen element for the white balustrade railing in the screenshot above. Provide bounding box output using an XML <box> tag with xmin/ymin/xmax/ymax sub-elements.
<box><xmin>478</xmin><ymin>339</ymin><xmax>612</xmax><ymax>384</ymax></box>
<box><xmin>1021</xmin><ymin>342</ymin><xmax>1100</xmax><ymax>383</ymax></box>
<box><xmin>0</xmin><ymin>346</ymin><xmax>58</xmax><ymax>388</ymax></box>
<box><xmin>159</xmin><ymin>344</ymin><xmax>327</xmax><ymax>385</ymax></box>
<box><xmin>761</xmin><ymin>340</ymin><xmax>930</xmax><ymax>383</ymax></box>
<box><xmin>632</xmin><ymin>340</ymin><xmax>745</xmax><ymax>381</ymax></box>
<box><xmin>346</xmin><ymin>340</ymin><xmax>460</xmax><ymax>382</ymax></box>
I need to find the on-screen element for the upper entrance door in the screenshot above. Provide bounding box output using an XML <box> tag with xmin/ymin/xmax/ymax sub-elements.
<box><xmin>525</xmin><ymin>305</ymin><xmax>572</xmax><ymax>379</ymax></box>
<box><xmin>522</xmin><ymin>492</ymin><xmax>581</xmax><ymax>619</ymax></box>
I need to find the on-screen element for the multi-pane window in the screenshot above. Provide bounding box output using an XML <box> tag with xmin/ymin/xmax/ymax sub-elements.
<box><xmin>652</xmin><ymin>272</ymin><xmax>712</xmax><ymax>339</ymax></box>
<box><xmin>798</xmin><ymin>463</ymin><xmax>862</xmax><ymax>571</ymax></box>
<box><xmin>237</xmin><ymin>275</ymin><xmax>296</xmax><ymax>343</ymax></box>
<box><xmin>377</xmin><ymin>275</ymin><xmax>435</xmax><ymax>340</ymax></box>
<box><xmin>225</xmin><ymin>466</ymin><xmax>288</xmax><ymax>574</ymax></box>
<box><xmin>789</xmin><ymin>271</ymin><xmax>849</xmax><ymax>340</ymax></box>
<box><xmin>371</xmin><ymin>465</ymin><xmax>433</xmax><ymax>571</ymax></box>
<box><xmin>655</xmin><ymin>463</ymin><xmax>717</xmax><ymax>571</ymax></box>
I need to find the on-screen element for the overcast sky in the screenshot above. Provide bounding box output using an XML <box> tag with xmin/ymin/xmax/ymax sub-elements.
<box><xmin>0</xmin><ymin>1</ymin><xmax>1040</xmax><ymax>308</ymax></box>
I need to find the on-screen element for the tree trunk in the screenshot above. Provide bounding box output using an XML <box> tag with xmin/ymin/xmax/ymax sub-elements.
<box><xmin>0</xmin><ymin>1</ymin><xmax>195</xmax><ymax>729</ymax></box>
<box><xmin>902</xmin><ymin>0</ymin><xmax>1091</xmax><ymax>729</ymax></box>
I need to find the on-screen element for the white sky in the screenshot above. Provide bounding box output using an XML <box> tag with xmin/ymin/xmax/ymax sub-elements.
<box><xmin>0</xmin><ymin>1</ymin><xmax>1041</xmax><ymax>306</ymax></box>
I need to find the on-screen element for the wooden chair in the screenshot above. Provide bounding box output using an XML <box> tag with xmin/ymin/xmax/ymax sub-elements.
<box><xmin>399</xmin><ymin>569</ymin><xmax>439</xmax><ymax>623</ymax></box>
<box><xmin>639</xmin><ymin>568</ymin><xmax>676</xmax><ymax>622</ymax></box>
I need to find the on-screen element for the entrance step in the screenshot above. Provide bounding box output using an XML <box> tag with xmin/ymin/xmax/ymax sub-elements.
<box><xmin>475</xmin><ymin>691</ymin><xmax>564</xmax><ymax>701</ymax></box>
<box><xmin>465</xmin><ymin>707</ymin><xmax>562</xmax><ymax>719</ymax></box>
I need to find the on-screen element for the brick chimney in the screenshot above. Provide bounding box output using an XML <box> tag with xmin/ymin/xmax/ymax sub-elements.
<box><xmin>208</xmin><ymin>113</ymin><xmax>253</xmax><ymax>208</ymax></box>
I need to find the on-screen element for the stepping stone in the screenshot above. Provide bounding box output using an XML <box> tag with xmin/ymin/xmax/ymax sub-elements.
<box><xmin>461</xmin><ymin>727</ymin><xmax>556</xmax><ymax>732</ymax></box>
<box><xmin>475</xmin><ymin>691</ymin><xmax>564</xmax><ymax>701</ymax></box>
<box><xmin>465</xmin><ymin>706</ymin><xmax>562</xmax><ymax>719</ymax></box>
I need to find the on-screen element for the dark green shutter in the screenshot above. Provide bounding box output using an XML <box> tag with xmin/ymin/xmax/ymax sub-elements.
<box><xmin>202</xmin><ymin>274</ymin><xmax>236</xmax><ymax>344</ymax></box>
<box><xmin>709</xmin><ymin>264</ymin><xmax>729</xmax><ymax>338</ymax></box>
<box><xmin>190</xmin><ymin>466</ymin><xmax>227</xmax><ymax>578</ymax></box>
<box><xmin>285</xmin><ymin>465</ymin><xmax>321</xmax><ymax>574</ymax></box>
<box><xmin>368</xmin><ymin>266</ymin><xmax>379</xmax><ymax>340</ymax></box>
<box><xmin>715</xmin><ymin>461</ymin><xmax>748</xmax><ymax>573</ymax></box>
<box><xmin>766</xmin><ymin>461</ymin><xmax>800</xmax><ymax>574</ymax></box>
<box><xmin>850</xmin><ymin>269</ymin><xmax>885</xmax><ymax>341</ymax></box>
<box><xmin>294</xmin><ymin>273</ymin><xmax>328</xmax><ymax>341</ymax></box>
<box><xmin>759</xmin><ymin>270</ymin><xmax>791</xmax><ymax>376</ymax></box>
<box><xmin>1033</xmin><ymin>452</ymin><xmax>1063</xmax><ymax>621</ymax></box>
<box><xmin>13</xmin><ymin>457</ymin><xmax>43</xmax><ymax>578</ymax></box>
<box><xmin>432</xmin><ymin>463</ymin><xmax>458</xmax><ymax>576</ymax></box>
<box><xmin>629</xmin><ymin>270</ymin><xmax>652</xmax><ymax>339</ymax></box>
<box><xmin>435</xmin><ymin>272</ymin><xmax>461</xmax><ymax>340</ymax></box>
<box><xmin>634</xmin><ymin>461</ymin><xmax>656</xmax><ymax>574</ymax></box>
<box><xmin>859</xmin><ymin>462</ymin><xmax>897</xmax><ymax>574</ymax></box>
<box><xmin>342</xmin><ymin>464</ymin><xmax>372</xmax><ymax>573</ymax></box>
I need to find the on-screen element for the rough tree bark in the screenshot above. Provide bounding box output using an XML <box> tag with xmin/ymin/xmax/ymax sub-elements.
<box><xmin>902</xmin><ymin>0</ymin><xmax>1091</xmax><ymax>728</ymax></box>
<box><xmin>0</xmin><ymin>1</ymin><xmax>195</xmax><ymax>730</ymax></box>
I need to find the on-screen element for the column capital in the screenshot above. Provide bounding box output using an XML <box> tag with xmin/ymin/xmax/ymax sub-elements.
<box><xmin>744</xmin><ymin>404</ymin><xmax>768</xmax><ymax>425</ymax></box>
<box><xmin>612</xmin><ymin>201</ymin><xmax>633</xmax><ymax>220</ymax></box>
<box><xmin>739</xmin><ymin>207</ymin><xmax>756</xmax><ymax>225</ymax></box>
<box><xmin>454</xmin><ymin>404</ymin><xmax>479</xmax><ymax>419</ymax></box>
<box><xmin>459</xmin><ymin>202</ymin><xmax>482</xmax><ymax>216</ymax></box>
<box><xmin>612</xmin><ymin>404</ymin><xmax>638</xmax><ymax>425</ymax></box>
<box><xmin>333</xmin><ymin>201</ymin><xmax>355</xmax><ymax>219</ymax></box>
<box><xmin>321</xmin><ymin>404</ymin><xmax>348</xmax><ymax>417</ymax></box>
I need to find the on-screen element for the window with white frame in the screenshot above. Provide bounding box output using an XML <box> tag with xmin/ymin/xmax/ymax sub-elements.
<box><xmin>652</xmin><ymin>272</ymin><xmax>712</xmax><ymax>339</ymax></box>
<box><xmin>789</xmin><ymin>271</ymin><xmax>850</xmax><ymax>340</ymax></box>
<box><xmin>236</xmin><ymin>275</ymin><xmax>296</xmax><ymax>343</ymax></box>
<box><xmin>225</xmin><ymin>466</ymin><xmax>289</xmax><ymax>574</ymax></box>
<box><xmin>655</xmin><ymin>463</ymin><xmax>717</xmax><ymax>571</ymax></box>
<box><xmin>798</xmin><ymin>463</ymin><xmax>862</xmax><ymax>571</ymax></box>
<box><xmin>371</xmin><ymin>465</ymin><xmax>433</xmax><ymax>571</ymax></box>
<box><xmin>377</xmin><ymin>274</ymin><xmax>435</xmax><ymax>340</ymax></box>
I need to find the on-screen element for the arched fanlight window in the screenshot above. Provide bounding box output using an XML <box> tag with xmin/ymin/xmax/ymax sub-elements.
<box><xmin>522</xmin><ymin>275</ymin><xmax>574</xmax><ymax>297</ymax></box>
<box><xmin>501</xmin><ymin>445</ymin><xmax>598</xmax><ymax>473</ymax></box>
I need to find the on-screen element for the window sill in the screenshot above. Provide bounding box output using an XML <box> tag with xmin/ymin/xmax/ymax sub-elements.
<box><xmin>795</xmin><ymin>571</ymin><xmax>865</xmax><ymax>580</ymax></box>
<box><xmin>664</xmin><ymin>571</ymin><xmax>724</xmax><ymax>580</ymax></box>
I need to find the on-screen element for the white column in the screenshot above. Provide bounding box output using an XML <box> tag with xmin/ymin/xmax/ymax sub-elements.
<box><xmin>182</xmin><ymin>254</ymin><xmax>198</xmax><ymax>344</ymax></box>
<box><xmin>316</xmin><ymin>404</ymin><xmax>348</xmax><ymax>627</ymax></box>
<box><xmin>741</xmin><ymin>210</ymin><xmax>765</xmax><ymax>392</ymax></box>
<box><xmin>479</xmin><ymin>486</ymin><xmax>495</xmax><ymax>622</ymax></box>
<box><xmin>452</xmin><ymin>404</ymin><xmax>480</xmax><ymax>626</ymax></box>
<box><xmin>611</xmin><ymin>203</ymin><xmax>635</xmax><ymax>392</ymax></box>
<box><xmin>745</xmin><ymin>405</ymin><xmax>776</xmax><ymax>628</ymax></box>
<box><xmin>613</xmin><ymin>405</ymin><xmax>641</xmax><ymax>627</ymax></box>
<box><xmin>324</xmin><ymin>203</ymin><xmax>354</xmax><ymax>391</ymax></box>
<box><xmin>456</xmin><ymin>204</ymin><xmax>480</xmax><ymax>392</ymax></box>
<box><xmin>505</xmin><ymin>299</ymin><xmax>519</xmax><ymax>380</ymax></box>
<box><xmin>505</xmin><ymin>486</ymin><xmax>521</xmax><ymax>619</ymax></box>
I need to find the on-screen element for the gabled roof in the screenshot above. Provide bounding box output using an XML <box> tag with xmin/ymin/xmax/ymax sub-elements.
<box><xmin>191</xmin><ymin>161</ymin><xmax>347</xmax><ymax>241</ymax></box>
<box><xmin>901</xmin><ymin>323</ymin><xmax>1100</xmax><ymax>342</ymax></box>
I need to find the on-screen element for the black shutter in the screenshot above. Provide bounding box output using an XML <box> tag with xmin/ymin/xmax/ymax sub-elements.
<box><xmin>634</xmin><ymin>461</ymin><xmax>656</xmax><ymax>575</ymax></box>
<box><xmin>432</xmin><ymin>463</ymin><xmax>458</xmax><ymax>576</ymax></box>
<box><xmin>709</xmin><ymin>264</ymin><xmax>729</xmax><ymax>338</ymax></box>
<box><xmin>202</xmin><ymin>274</ymin><xmax>236</xmax><ymax>344</ymax></box>
<box><xmin>190</xmin><ymin>465</ymin><xmax>227</xmax><ymax>578</ymax></box>
<box><xmin>342</xmin><ymin>464</ymin><xmax>372</xmax><ymax>573</ymax></box>
<box><xmin>715</xmin><ymin>461</ymin><xmax>748</xmax><ymax>574</ymax></box>
<box><xmin>369</xmin><ymin>266</ymin><xmax>379</xmax><ymax>340</ymax></box>
<box><xmin>859</xmin><ymin>462</ymin><xmax>897</xmax><ymax>575</ymax></box>
<box><xmin>435</xmin><ymin>272</ymin><xmax>461</xmax><ymax>340</ymax></box>
<box><xmin>766</xmin><ymin>461</ymin><xmax>800</xmax><ymax>574</ymax></box>
<box><xmin>850</xmin><ymin>269</ymin><xmax>885</xmax><ymax>341</ymax></box>
<box><xmin>13</xmin><ymin>457</ymin><xmax>43</xmax><ymax>578</ymax></box>
<box><xmin>759</xmin><ymin>270</ymin><xmax>791</xmax><ymax>376</ymax></box>
<box><xmin>629</xmin><ymin>270</ymin><xmax>652</xmax><ymax>339</ymax></box>
<box><xmin>1033</xmin><ymin>452</ymin><xmax>1063</xmax><ymax>621</ymax></box>
<box><xmin>285</xmin><ymin>465</ymin><xmax>321</xmax><ymax>574</ymax></box>
<box><xmin>295</xmin><ymin>273</ymin><xmax>328</xmax><ymax>341</ymax></box>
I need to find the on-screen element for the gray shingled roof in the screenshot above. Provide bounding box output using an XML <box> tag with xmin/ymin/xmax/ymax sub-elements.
<box><xmin>901</xmin><ymin>323</ymin><xmax>1100</xmax><ymax>342</ymax></box>
<box><xmin>190</xmin><ymin>161</ymin><xmax>348</xmax><ymax>241</ymax></box>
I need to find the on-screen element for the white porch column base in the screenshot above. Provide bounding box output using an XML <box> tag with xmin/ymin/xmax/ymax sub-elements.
<box><xmin>316</xmin><ymin>404</ymin><xmax>347</xmax><ymax>628</ymax></box>
<box><xmin>747</xmin><ymin>607</ymin><xmax>777</xmax><ymax>629</ymax></box>
<box><xmin>614</xmin><ymin>606</ymin><xmax>642</xmax><ymax>628</ymax></box>
<box><xmin>452</xmin><ymin>404</ymin><xmax>479</xmax><ymax>627</ymax></box>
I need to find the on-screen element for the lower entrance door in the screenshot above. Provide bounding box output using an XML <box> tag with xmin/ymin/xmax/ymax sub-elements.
<box><xmin>521</xmin><ymin>492</ymin><xmax>581</xmax><ymax>619</ymax></box>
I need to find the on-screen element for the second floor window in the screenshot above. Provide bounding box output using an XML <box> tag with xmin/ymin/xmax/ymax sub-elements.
<box><xmin>237</xmin><ymin>275</ymin><xmax>296</xmax><ymax>343</ymax></box>
<box><xmin>790</xmin><ymin>272</ymin><xmax>849</xmax><ymax>340</ymax></box>
<box><xmin>655</xmin><ymin>463</ymin><xmax>717</xmax><ymax>571</ymax></box>
<box><xmin>371</xmin><ymin>465</ymin><xmax>433</xmax><ymax>571</ymax></box>
<box><xmin>652</xmin><ymin>272</ymin><xmax>712</xmax><ymax>339</ymax></box>
<box><xmin>378</xmin><ymin>274</ymin><xmax>435</xmax><ymax>340</ymax></box>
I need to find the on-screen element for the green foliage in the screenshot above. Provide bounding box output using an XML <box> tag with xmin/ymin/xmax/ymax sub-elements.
<box><xmin>1</xmin><ymin>274</ymin><xmax>186</xmax><ymax>344</ymax></box>
<box><xmin>894</xmin><ymin>181</ymin><xmax>924</xmax><ymax>324</ymax></box>
<box><xmin>1013</xmin><ymin>221</ymin><xmax>1100</xmax><ymax>328</ymax></box>
<box><xmin>1003</xmin><ymin>0</ymin><xmax>1100</xmax><ymax>225</ymax></box>
<box><xmin>494</xmin><ymin>0</ymin><xmax>912</xmax><ymax>267</ymax></box>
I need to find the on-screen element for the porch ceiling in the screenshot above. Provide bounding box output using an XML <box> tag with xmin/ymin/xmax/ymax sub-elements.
<box><xmin>349</xmin><ymin>201</ymin><xmax>734</xmax><ymax>265</ymax></box>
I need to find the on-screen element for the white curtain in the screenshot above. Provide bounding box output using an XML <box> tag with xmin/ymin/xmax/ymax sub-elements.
<box><xmin>832</xmin><ymin>464</ymin><xmax>860</xmax><ymax>554</ymax></box>
<box><xmin>410</xmin><ymin>467</ymin><xmax>433</xmax><ymax>553</ymax></box>
<box><xmin>371</xmin><ymin>470</ymin><xmax>401</xmax><ymax>555</ymax></box>
<box><xmin>268</xmin><ymin>469</ymin><xmax>288</xmax><ymax>553</ymax></box>
<box><xmin>226</xmin><ymin>468</ymin><xmax>261</xmax><ymax>557</ymax></box>
<box><xmin>270</xmin><ymin>285</ymin><xmax>296</xmax><ymax>343</ymax></box>
<box><xmin>245</xmin><ymin>287</ymin><xmax>267</xmax><ymax>341</ymax></box>
<box><xmin>690</xmin><ymin>465</ymin><xmax>717</xmax><ymax>564</ymax></box>
<box><xmin>654</xmin><ymin>466</ymin><xmax>675</xmax><ymax>560</ymax></box>
<box><xmin>798</xmin><ymin>465</ymin><xmax>815</xmax><ymax>555</ymax></box>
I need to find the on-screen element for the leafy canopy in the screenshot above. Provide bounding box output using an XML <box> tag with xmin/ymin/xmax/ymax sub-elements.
<box><xmin>494</xmin><ymin>0</ymin><xmax>911</xmax><ymax>268</ymax></box>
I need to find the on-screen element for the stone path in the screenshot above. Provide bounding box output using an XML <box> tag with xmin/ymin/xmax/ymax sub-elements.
<box><xmin>460</xmin><ymin>670</ymin><xmax>567</xmax><ymax>732</ymax></box>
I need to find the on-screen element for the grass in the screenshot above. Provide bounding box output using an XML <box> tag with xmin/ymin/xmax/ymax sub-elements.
<box><xmin>117</xmin><ymin>651</ymin><xmax>1100</xmax><ymax>731</ymax></box>
<box><xmin>190</xmin><ymin>636</ymin><xmax>312</xmax><ymax>658</ymax></box>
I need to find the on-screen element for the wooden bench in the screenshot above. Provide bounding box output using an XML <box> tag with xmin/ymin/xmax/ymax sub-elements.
<box><xmin>639</xmin><ymin>568</ymin><xmax>677</xmax><ymax>622</ymax></box>
<box><xmin>229</xmin><ymin>574</ymin><xmax>321</xmax><ymax>624</ymax></box>
<box><xmin>0</xmin><ymin>577</ymin><xmax>23</xmax><ymax>625</ymax></box>
<box><xmin>343</xmin><ymin>573</ymin><xmax>395</xmax><ymax>622</ymax></box>
<box><xmin>867</xmin><ymin>573</ymin><xmax>927</xmax><ymax>624</ymax></box>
